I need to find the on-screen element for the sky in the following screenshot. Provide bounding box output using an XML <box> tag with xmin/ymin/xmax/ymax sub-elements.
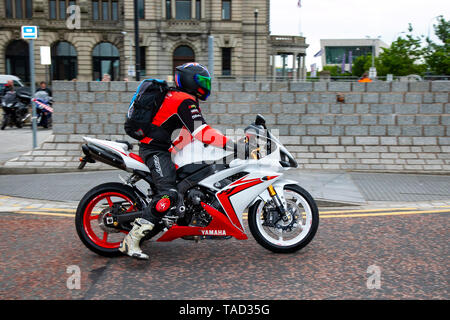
<box><xmin>270</xmin><ymin>0</ymin><xmax>450</xmax><ymax>70</ymax></box>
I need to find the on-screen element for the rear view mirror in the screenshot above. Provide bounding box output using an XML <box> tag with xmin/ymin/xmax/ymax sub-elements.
<box><xmin>255</xmin><ymin>114</ymin><xmax>266</xmax><ymax>127</ymax></box>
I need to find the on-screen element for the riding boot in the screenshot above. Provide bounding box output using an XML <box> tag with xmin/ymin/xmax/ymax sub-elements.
<box><xmin>119</xmin><ymin>218</ymin><xmax>154</xmax><ymax>260</ymax></box>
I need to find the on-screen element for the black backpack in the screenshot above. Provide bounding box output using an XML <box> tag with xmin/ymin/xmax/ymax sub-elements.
<box><xmin>124</xmin><ymin>79</ymin><xmax>169</xmax><ymax>141</ymax></box>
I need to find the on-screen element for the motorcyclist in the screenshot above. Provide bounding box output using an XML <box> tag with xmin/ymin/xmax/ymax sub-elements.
<box><xmin>1</xmin><ymin>80</ymin><xmax>18</xmax><ymax>129</ymax></box>
<box><xmin>119</xmin><ymin>62</ymin><xmax>236</xmax><ymax>260</ymax></box>
<box><xmin>1</xmin><ymin>80</ymin><xmax>14</xmax><ymax>96</ymax></box>
<box><xmin>35</xmin><ymin>81</ymin><xmax>52</xmax><ymax>128</ymax></box>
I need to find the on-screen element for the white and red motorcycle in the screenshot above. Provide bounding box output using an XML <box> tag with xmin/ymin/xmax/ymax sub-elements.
<box><xmin>75</xmin><ymin>115</ymin><xmax>319</xmax><ymax>256</ymax></box>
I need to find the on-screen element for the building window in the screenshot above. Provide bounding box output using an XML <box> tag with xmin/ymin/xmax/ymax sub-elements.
<box><xmin>5</xmin><ymin>0</ymin><xmax>33</xmax><ymax>18</ymax></box>
<box><xmin>195</xmin><ymin>0</ymin><xmax>200</xmax><ymax>19</ymax></box>
<box><xmin>175</xmin><ymin>0</ymin><xmax>190</xmax><ymax>20</ymax></box>
<box><xmin>49</xmin><ymin>0</ymin><xmax>75</xmax><ymax>20</ymax></box>
<box><xmin>139</xmin><ymin>46</ymin><xmax>146</xmax><ymax>78</ymax></box>
<box><xmin>325</xmin><ymin>46</ymin><xmax>373</xmax><ymax>65</ymax></box>
<box><xmin>92</xmin><ymin>0</ymin><xmax>119</xmax><ymax>21</ymax></box>
<box><xmin>51</xmin><ymin>41</ymin><xmax>78</xmax><ymax>81</ymax></box>
<box><xmin>173</xmin><ymin>45</ymin><xmax>195</xmax><ymax>74</ymax></box>
<box><xmin>138</xmin><ymin>0</ymin><xmax>144</xmax><ymax>19</ymax></box>
<box><xmin>5</xmin><ymin>40</ymin><xmax>30</xmax><ymax>83</ymax></box>
<box><xmin>165</xmin><ymin>0</ymin><xmax>171</xmax><ymax>19</ymax></box>
<box><xmin>222</xmin><ymin>48</ymin><xmax>232</xmax><ymax>76</ymax></box>
<box><xmin>92</xmin><ymin>42</ymin><xmax>120</xmax><ymax>81</ymax></box>
<box><xmin>222</xmin><ymin>0</ymin><xmax>231</xmax><ymax>20</ymax></box>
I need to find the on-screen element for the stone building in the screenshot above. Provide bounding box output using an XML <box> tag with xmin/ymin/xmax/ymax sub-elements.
<box><xmin>0</xmin><ymin>0</ymin><xmax>307</xmax><ymax>83</ymax></box>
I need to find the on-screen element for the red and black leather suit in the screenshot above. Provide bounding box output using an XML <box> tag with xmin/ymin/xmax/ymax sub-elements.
<box><xmin>139</xmin><ymin>90</ymin><xmax>234</xmax><ymax>223</ymax></box>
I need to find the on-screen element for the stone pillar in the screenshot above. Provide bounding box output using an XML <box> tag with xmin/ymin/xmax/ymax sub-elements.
<box><xmin>301</xmin><ymin>54</ymin><xmax>306</xmax><ymax>80</ymax></box>
<box><xmin>201</xmin><ymin>0</ymin><xmax>205</xmax><ymax>18</ymax></box>
<box><xmin>272</xmin><ymin>54</ymin><xmax>277</xmax><ymax>81</ymax></box>
<box><xmin>171</xmin><ymin>0</ymin><xmax>176</xmax><ymax>18</ymax></box>
<box><xmin>292</xmin><ymin>53</ymin><xmax>298</xmax><ymax>81</ymax></box>
<box><xmin>161</xmin><ymin>0</ymin><xmax>166</xmax><ymax>18</ymax></box>
<box><xmin>191</xmin><ymin>0</ymin><xmax>196</xmax><ymax>18</ymax></box>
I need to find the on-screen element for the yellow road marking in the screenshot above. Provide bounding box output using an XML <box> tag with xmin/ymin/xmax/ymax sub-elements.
<box><xmin>7</xmin><ymin>211</ymin><xmax>75</xmax><ymax>218</ymax></box>
<box><xmin>320</xmin><ymin>209</ymin><xmax>450</xmax><ymax>219</ymax></box>
<box><xmin>319</xmin><ymin>207</ymin><xmax>418</xmax><ymax>214</ymax></box>
<box><xmin>40</xmin><ymin>207</ymin><xmax>76</xmax><ymax>213</ymax></box>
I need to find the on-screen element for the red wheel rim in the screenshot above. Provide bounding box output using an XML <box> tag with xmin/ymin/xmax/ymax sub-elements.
<box><xmin>83</xmin><ymin>192</ymin><xmax>134</xmax><ymax>249</ymax></box>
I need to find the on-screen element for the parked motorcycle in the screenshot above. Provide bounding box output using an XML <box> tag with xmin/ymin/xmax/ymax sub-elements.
<box><xmin>1</xmin><ymin>88</ymin><xmax>31</xmax><ymax>130</ymax></box>
<box><xmin>75</xmin><ymin>115</ymin><xmax>319</xmax><ymax>257</ymax></box>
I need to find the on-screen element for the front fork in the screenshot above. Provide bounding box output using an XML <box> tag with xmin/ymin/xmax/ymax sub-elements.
<box><xmin>267</xmin><ymin>185</ymin><xmax>289</xmax><ymax>222</ymax></box>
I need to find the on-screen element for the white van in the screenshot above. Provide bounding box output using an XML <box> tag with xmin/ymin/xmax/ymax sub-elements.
<box><xmin>0</xmin><ymin>75</ymin><xmax>25</xmax><ymax>88</ymax></box>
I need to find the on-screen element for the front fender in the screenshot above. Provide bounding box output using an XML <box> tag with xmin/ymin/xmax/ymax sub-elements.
<box><xmin>249</xmin><ymin>178</ymin><xmax>298</xmax><ymax>207</ymax></box>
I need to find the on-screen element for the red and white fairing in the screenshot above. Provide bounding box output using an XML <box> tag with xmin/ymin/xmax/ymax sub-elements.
<box><xmin>82</xmin><ymin>137</ymin><xmax>149</xmax><ymax>172</ymax></box>
<box><xmin>82</xmin><ymin>135</ymin><xmax>297</xmax><ymax>237</ymax></box>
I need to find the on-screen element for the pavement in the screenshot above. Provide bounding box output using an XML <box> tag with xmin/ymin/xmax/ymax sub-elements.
<box><xmin>0</xmin><ymin>127</ymin><xmax>52</xmax><ymax>164</ymax></box>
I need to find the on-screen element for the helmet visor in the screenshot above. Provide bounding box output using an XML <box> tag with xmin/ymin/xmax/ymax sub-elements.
<box><xmin>194</xmin><ymin>74</ymin><xmax>211</xmax><ymax>91</ymax></box>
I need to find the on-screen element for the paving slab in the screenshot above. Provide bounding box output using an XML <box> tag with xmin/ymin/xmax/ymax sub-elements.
<box><xmin>0</xmin><ymin>127</ymin><xmax>53</xmax><ymax>164</ymax></box>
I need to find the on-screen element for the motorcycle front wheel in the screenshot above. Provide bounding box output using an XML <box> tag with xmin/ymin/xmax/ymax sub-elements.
<box><xmin>248</xmin><ymin>184</ymin><xmax>319</xmax><ymax>253</ymax></box>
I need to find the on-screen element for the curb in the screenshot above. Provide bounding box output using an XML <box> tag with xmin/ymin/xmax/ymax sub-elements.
<box><xmin>0</xmin><ymin>166</ymin><xmax>111</xmax><ymax>175</ymax></box>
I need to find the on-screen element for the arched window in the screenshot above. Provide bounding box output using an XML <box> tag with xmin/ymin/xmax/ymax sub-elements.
<box><xmin>173</xmin><ymin>45</ymin><xmax>195</xmax><ymax>73</ymax></box>
<box><xmin>5</xmin><ymin>40</ymin><xmax>29</xmax><ymax>83</ymax></box>
<box><xmin>51</xmin><ymin>41</ymin><xmax>78</xmax><ymax>80</ymax></box>
<box><xmin>92</xmin><ymin>42</ymin><xmax>120</xmax><ymax>81</ymax></box>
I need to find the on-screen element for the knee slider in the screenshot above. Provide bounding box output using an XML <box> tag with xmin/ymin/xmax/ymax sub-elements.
<box><xmin>154</xmin><ymin>190</ymin><xmax>178</xmax><ymax>213</ymax></box>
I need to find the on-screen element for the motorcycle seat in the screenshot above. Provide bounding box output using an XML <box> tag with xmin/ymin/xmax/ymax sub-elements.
<box><xmin>115</xmin><ymin>140</ymin><xmax>133</xmax><ymax>151</ymax></box>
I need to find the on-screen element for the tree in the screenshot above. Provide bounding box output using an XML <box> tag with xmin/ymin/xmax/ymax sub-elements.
<box><xmin>352</xmin><ymin>55</ymin><xmax>373</xmax><ymax>77</ymax></box>
<box><xmin>377</xmin><ymin>24</ymin><xmax>427</xmax><ymax>76</ymax></box>
<box><xmin>321</xmin><ymin>65</ymin><xmax>352</xmax><ymax>77</ymax></box>
<box><xmin>424</xmin><ymin>16</ymin><xmax>450</xmax><ymax>75</ymax></box>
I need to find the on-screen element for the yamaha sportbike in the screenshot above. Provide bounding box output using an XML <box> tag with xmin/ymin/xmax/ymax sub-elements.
<box><xmin>75</xmin><ymin>115</ymin><xmax>319</xmax><ymax>256</ymax></box>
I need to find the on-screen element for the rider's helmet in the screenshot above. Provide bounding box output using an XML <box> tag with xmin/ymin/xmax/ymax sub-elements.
<box><xmin>174</xmin><ymin>62</ymin><xmax>211</xmax><ymax>101</ymax></box>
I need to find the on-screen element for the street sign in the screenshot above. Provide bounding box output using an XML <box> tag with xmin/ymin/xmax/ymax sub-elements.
<box><xmin>21</xmin><ymin>26</ymin><xmax>38</xmax><ymax>39</ymax></box>
<box><xmin>40</xmin><ymin>46</ymin><xmax>51</xmax><ymax>65</ymax></box>
<box><xmin>369</xmin><ymin>67</ymin><xmax>377</xmax><ymax>79</ymax></box>
<box><xmin>127</xmin><ymin>65</ymin><xmax>136</xmax><ymax>77</ymax></box>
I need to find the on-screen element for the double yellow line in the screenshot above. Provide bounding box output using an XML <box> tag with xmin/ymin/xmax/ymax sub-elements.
<box><xmin>4</xmin><ymin>206</ymin><xmax>450</xmax><ymax>219</ymax></box>
<box><xmin>319</xmin><ymin>207</ymin><xmax>450</xmax><ymax>218</ymax></box>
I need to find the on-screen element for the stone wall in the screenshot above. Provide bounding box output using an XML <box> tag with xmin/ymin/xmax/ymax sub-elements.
<box><xmin>4</xmin><ymin>80</ymin><xmax>450</xmax><ymax>173</ymax></box>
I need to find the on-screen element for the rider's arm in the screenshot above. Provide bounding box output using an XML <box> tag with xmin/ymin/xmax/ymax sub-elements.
<box><xmin>177</xmin><ymin>99</ymin><xmax>236</xmax><ymax>151</ymax></box>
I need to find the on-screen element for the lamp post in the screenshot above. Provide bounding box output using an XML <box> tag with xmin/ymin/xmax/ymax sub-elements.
<box><xmin>134</xmin><ymin>0</ymin><xmax>140</xmax><ymax>81</ymax></box>
<box><xmin>254</xmin><ymin>9</ymin><xmax>258</xmax><ymax>81</ymax></box>
<box><xmin>121</xmin><ymin>31</ymin><xmax>133</xmax><ymax>78</ymax></box>
<box><xmin>366</xmin><ymin>35</ymin><xmax>381</xmax><ymax>78</ymax></box>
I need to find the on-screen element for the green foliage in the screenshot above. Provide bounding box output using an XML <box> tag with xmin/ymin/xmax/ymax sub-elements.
<box><xmin>424</xmin><ymin>16</ymin><xmax>450</xmax><ymax>75</ymax></box>
<box><xmin>377</xmin><ymin>24</ymin><xmax>427</xmax><ymax>76</ymax></box>
<box><xmin>352</xmin><ymin>55</ymin><xmax>372</xmax><ymax>77</ymax></box>
<box><xmin>347</xmin><ymin>18</ymin><xmax>449</xmax><ymax>77</ymax></box>
<box><xmin>321</xmin><ymin>65</ymin><xmax>352</xmax><ymax>77</ymax></box>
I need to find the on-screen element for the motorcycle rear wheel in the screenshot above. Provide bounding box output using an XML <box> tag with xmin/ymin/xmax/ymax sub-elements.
<box><xmin>248</xmin><ymin>184</ymin><xmax>319</xmax><ymax>253</ymax></box>
<box><xmin>75</xmin><ymin>182</ymin><xmax>144</xmax><ymax>257</ymax></box>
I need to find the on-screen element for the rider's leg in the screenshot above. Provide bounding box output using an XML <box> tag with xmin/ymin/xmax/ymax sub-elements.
<box><xmin>119</xmin><ymin>148</ymin><xmax>178</xmax><ymax>260</ymax></box>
